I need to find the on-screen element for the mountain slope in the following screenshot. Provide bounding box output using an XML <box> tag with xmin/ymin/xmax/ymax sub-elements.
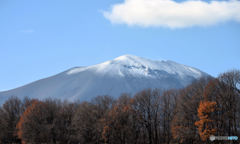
<box><xmin>0</xmin><ymin>55</ymin><xmax>208</xmax><ymax>104</ymax></box>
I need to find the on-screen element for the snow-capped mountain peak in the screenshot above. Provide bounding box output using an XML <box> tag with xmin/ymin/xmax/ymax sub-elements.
<box><xmin>0</xmin><ymin>55</ymin><xmax>208</xmax><ymax>105</ymax></box>
<box><xmin>67</xmin><ymin>54</ymin><xmax>203</xmax><ymax>79</ymax></box>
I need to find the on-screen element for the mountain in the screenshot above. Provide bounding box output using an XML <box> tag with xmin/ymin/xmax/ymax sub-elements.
<box><xmin>0</xmin><ymin>55</ymin><xmax>208</xmax><ymax>105</ymax></box>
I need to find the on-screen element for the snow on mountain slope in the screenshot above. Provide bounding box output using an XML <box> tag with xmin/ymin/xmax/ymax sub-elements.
<box><xmin>0</xmin><ymin>55</ymin><xmax>208</xmax><ymax>105</ymax></box>
<box><xmin>68</xmin><ymin>55</ymin><xmax>202</xmax><ymax>78</ymax></box>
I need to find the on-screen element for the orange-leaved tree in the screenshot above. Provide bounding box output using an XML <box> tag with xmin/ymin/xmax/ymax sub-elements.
<box><xmin>16</xmin><ymin>99</ymin><xmax>61</xmax><ymax>144</ymax></box>
<box><xmin>195</xmin><ymin>101</ymin><xmax>216</xmax><ymax>141</ymax></box>
<box><xmin>101</xmin><ymin>94</ymin><xmax>137</xmax><ymax>144</ymax></box>
<box><xmin>16</xmin><ymin>99</ymin><xmax>40</xmax><ymax>144</ymax></box>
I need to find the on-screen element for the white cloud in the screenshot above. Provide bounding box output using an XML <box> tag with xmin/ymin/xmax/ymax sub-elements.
<box><xmin>103</xmin><ymin>0</ymin><xmax>240</xmax><ymax>28</ymax></box>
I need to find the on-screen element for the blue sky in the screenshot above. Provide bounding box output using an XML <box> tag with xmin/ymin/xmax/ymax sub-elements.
<box><xmin>0</xmin><ymin>0</ymin><xmax>240</xmax><ymax>91</ymax></box>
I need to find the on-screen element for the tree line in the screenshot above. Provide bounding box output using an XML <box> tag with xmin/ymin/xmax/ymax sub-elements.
<box><xmin>0</xmin><ymin>70</ymin><xmax>239</xmax><ymax>144</ymax></box>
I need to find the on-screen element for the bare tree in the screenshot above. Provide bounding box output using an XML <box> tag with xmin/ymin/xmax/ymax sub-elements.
<box><xmin>132</xmin><ymin>89</ymin><xmax>162</xmax><ymax>144</ymax></box>
<box><xmin>160</xmin><ymin>89</ymin><xmax>177</xmax><ymax>144</ymax></box>
<box><xmin>0</xmin><ymin>96</ymin><xmax>22</xmax><ymax>144</ymax></box>
<box><xmin>72</xmin><ymin>95</ymin><xmax>114</xmax><ymax>144</ymax></box>
<box><xmin>218</xmin><ymin>70</ymin><xmax>240</xmax><ymax>136</ymax></box>
<box><xmin>101</xmin><ymin>94</ymin><xmax>139</xmax><ymax>144</ymax></box>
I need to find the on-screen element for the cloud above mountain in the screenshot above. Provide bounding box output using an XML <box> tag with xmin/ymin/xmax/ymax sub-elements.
<box><xmin>103</xmin><ymin>0</ymin><xmax>240</xmax><ymax>28</ymax></box>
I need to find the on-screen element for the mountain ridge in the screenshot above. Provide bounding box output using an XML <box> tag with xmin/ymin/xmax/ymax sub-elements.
<box><xmin>0</xmin><ymin>55</ymin><xmax>209</xmax><ymax>105</ymax></box>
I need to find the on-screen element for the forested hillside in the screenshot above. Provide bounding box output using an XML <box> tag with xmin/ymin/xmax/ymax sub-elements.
<box><xmin>0</xmin><ymin>70</ymin><xmax>239</xmax><ymax>144</ymax></box>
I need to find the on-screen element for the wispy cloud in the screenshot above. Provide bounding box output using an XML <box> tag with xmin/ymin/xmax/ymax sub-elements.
<box><xmin>19</xmin><ymin>29</ymin><xmax>35</xmax><ymax>33</ymax></box>
<box><xmin>103</xmin><ymin>0</ymin><xmax>240</xmax><ymax>28</ymax></box>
